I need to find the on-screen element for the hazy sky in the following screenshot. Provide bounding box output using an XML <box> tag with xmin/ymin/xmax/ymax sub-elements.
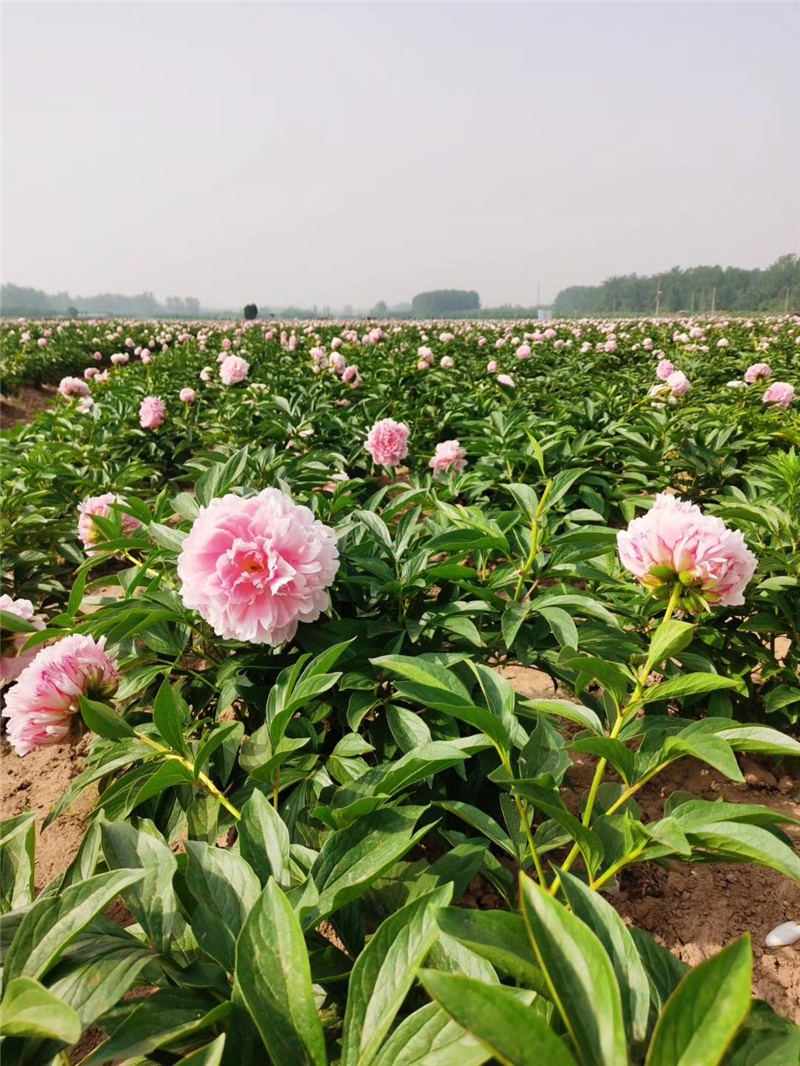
<box><xmin>2</xmin><ymin>2</ymin><xmax>798</xmax><ymax>309</ymax></box>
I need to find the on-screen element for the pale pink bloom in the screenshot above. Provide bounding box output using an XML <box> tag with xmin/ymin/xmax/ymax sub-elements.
<box><xmin>94</xmin><ymin>370</ymin><xmax>110</xmax><ymax>384</ymax></box>
<box><xmin>486</xmin><ymin>360</ymin><xmax>498</xmax><ymax>373</ymax></box>
<box><xmin>617</xmin><ymin>493</ymin><xmax>757</xmax><ymax>608</ymax></box>
<box><xmin>342</xmin><ymin>365</ymin><xmax>360</xmax><ymax>387</ymax></box>
<box><xmin>139</xmin><ymin>396</ymin><xmax>166</xmax><ymax>429</ymax></box>
<box><xmin>744</xmin><ymin>362</ymin><xmax>772</xmax><ymax>385</ymax></box>
<box><xmin>717</xmin><ymin>338</ymin><xmax>729</xmax><ymax>348</ymax></box>
<box><xmin>329</xmin><ymin>353</ymin><xmax>346</xmax><ymax>375</ymax></box>
<box><xmin>497</xmin><ymin>374</ymin><xmax>516</xmax><ymax>387</ymax></box>
<box><xmin>478</xmin><ymin>337</ymin><xmax>487</xmax><ymax>347</ymax></box>
<box><xmin>93</xmin><ymin>352</ymin><xmax>103</xmax><ymax>361</ymax></box>
<box><xmin>76</xmin><ymin>397</ymin><xmax>94</xmax><ymax>415</ymax></box>
<box><xmin>2</xmin><ymin>635</ymin><xmax>119</xmax><ymax>755</ymax></box>
<box><xmin>726</xmin><ymin>380</ymin><xmax>746</xmax><ymax>389</ymax></box>
<box><xmin>0</xmin><ymin>596</ymin><xmax>46</xmax><ymax>684</ymax></box>
<box><xmin>429</xmin><ymin>440</ymin><xmax>467</xmax><ymax>476</ymax></box>
<box><xmin>365</xmin><ymin>418</ymin><xmax>410</xmax><ymax>466</ymax></box>
<box><xmin>221</xmin><ymin>338</ymin><xmax>232</xmax><ymax>350</ymax></box>
<box><xmin>177</xmin><ymin>489</ymin><xmax>339</xmax><ymax>646</ymax></box>
<box><xmin>440</xmin><ymin>356</ymin><xmax>454</xmax><ymax>369</ymax></box>
<box><xmin>84</xmin><ymin>367</ymin><xmax>98</xmax><ymax>380</ymax></box>
<box><xmin>179</xmin><ymin>387</ymin><xmax>197</xmax><ymax>403</ymax></box>
<box><xmin>604</xmin><ymin>340</ymin><xmax>617</xmax><ymax>353</ymax></box>
<box><xmin>43</xmin><ymin>329</ymin><xmax>52</xmax><ymax>339</ymax></box>
<box><xmin>762</xmin><ymin>382</ymin><xmax>795</xmax><ymax>408</ymax></box>
<box><xmin>219</xmin><ymin>355</ymin><xmax>250</xmax><ymax>385</ymax></box>
<box><xmin>417</xmin><ymin>360</ymin><xmax>429</xmax><ymax>371</ymax></box>
<box><xmin>125</xmin><ymin>338</ymin><xmax>135</xmax><ymax>348</ymax></box>
<box><xmin>331</xmin><ymin>337</ymin><xmax>343</xmax><ymax>350</ymax></box>
<box><xmin>140</xmin><ymin>348</ymin><xmax>151</xmax><ymax>360</ymax></box>
<box><xmin>78</xmin><ymin>492</ymin><xmax>142</xmax><ymax>553</ymax></box>
<box><xmin>666</xmin><ymin>370</ymin><xmax>691</xmax><ymax>397</ymax></box>
<box><xmin>37</xmin><ymin>338</ymin><xmax>48</xmax><ymax>349</ymax></box>
<box><xmin>516</xmin><ymin>344</ymin><xmax>531</xmax><ymax>360</ymax></box>
<box><xmin>111</xmin><ymin>353</ymin><xmax>129</xmax><ymax>366</ymax></box>
<box><xmin>439</xmin><ymin>332</ymin><xmax>454</xmax><ymax>343</ymax></box>
<box><xmin>689</xmin><ymin>326</ymin><xmax>704</xmax><ymax>340</ymax></box>
<box><xmin>134</xmin><ymin>346</ymin><xmax>142</xmax><ymax>356</ymax></box>
<box><xmin>544</xmin><ymin>328</ymin><xmax>557</xmax><ymax>340</ymax></box>
<box><xmin>199</xmin><ymin>366</ymin><xmax>213</xmax><ymax>382</ymax></box>
<box><xmin>495</xmin><ymin>338</ymin><xmax>506</xmax><ymax>349</ymax></box>
<box><xmin>58</xmin><ymin>377</ymin><xmax>90</xmax><ymax>399</ymax></box>
<box><xmin>656</xmin><ymin>359</ymin><xmax>676</xmax><ymax>381</ymax></box>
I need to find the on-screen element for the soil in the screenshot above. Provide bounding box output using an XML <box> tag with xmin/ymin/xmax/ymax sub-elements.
<box><xmin>0</xmin><ymin>386</ymin><xmax>56</xmax><ymax>428</ymax></box>
<box><xmin>2</xmin><ymin>664</ymin><xmax>799</xmax><ymax>1024</ymax></box>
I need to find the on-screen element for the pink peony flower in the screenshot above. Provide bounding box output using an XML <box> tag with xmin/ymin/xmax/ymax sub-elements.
<box><xmin>717</xmin><ymin>338</ymin><xmax>729</xmax><ymax>348</ymax></box>
<box><xmin>365</xmin><ymin>418</ymin><xmax>410</xmax><ymax>466</ymax></box>
<box><xmin>744</xmin><ymin>362</ymin><xmax>773</xmax><ymax>385</ymax></box>
<box><xmin>177</xmin><ymin>489</ymin><xmax>339</xmax><ymax>646</ymax></box>
<box><xmin>762</xmin><ymin>382</ymin><xmax>795</xmax><ymax>408</ymax></box>
<box><xmin>221</xmin><ymin>338</ymin><xmax>232</xmax><ymax>350</ymax></box>
<box><xmin>179</xmin><ymin>387</ymin><xmax>197</xmax><ymax>404</ymax></box>
<box><xmin>219</xmin><ymin>355</ymin><xmax>250</xmax><ymax>385</ymax></box>
<box><xmin>0</xmin><ymin>595</ymin><xmax>46</xmax><ymax>684</ymax></box>
<box><xmin>440</xmin><ymin>356</ymin><xmax>454</xmax><ymax>369</ymax></box>
<box><xmin>486</xmin><ymin>360</ymin><xmax>498</xmax><ymax>373</ymax></box>
<box><xmin>111</xmin><ymin>353</ymin><xmax>129</xmax><ymax>366</ymax></box>
<box><xmin>78</xmin><ymin>492</ymin><xmax>142</xmax><ymax>552</ymax></box>
<box><xmin>666</xmin><ymin>370</ymin><xmax>691</xmax><ymax>397</ymax></box>
<box><xmin>37</xmin><ymin>337</ymin><xmax>48</xmax><ymax>349</ymax></box>
<box><xmin>2</xmin><ymin>635</ymin><xmax>119</xmax><ymax>756</ymax></box>
<box><xmin>84</xmin><ymin>367</ymin><xmax>98</xmax><ymax>380</ymax></box>
<box><xmin>342</xmin><ymin>365</ymin><xmax>360</xmax><ymax>387</ymax></box>
<box><xmin>139</xmin><ymin>396</ymin><xmax>166</xmax><ymax>429</ymax></box>
<box><xmin>497</xmin><ymin>374</ymin><xmax>516</xmax><ymax>388</ymax></box>
<box><xmin>617</xmin><ymin>493</ymin><xmax>757</xmax><ymax>608</ymax></box>
<box><xmin>516</xmin><ymin>345</ymin><xmax>531</xmax><ymax>360</ymax></box>
<box><xmin>656</xmin><ymin>359</ymin><xmax>676</xmax><ymax>381</ymax></box>
<box><xmin>429</xmin><ymin>440</ymin><xmax>467</xmax><ymax>476</ymax></box>
<box><xmin>76</xmin><ymin>397</ymin><xmax>95</xmax><ymax>415</ymax></box>
<box><xmin>59</xmin><ymin>377</ymin><xmax>90</xmax><ymax>399</ymax></box>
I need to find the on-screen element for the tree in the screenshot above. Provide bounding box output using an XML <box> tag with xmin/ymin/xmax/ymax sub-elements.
<box><xmin>411</xmin><ymin>290</ymin><xmax>480</xmax><ymax>317</ymax></box>
<box><xmin>65</xmin><ymin>305</ymin><xmax>79</xmax><ymax>318</ymax></box>
<box><xmin>371</xmin><ymin>300</ymin><xmax>388</xmax><ymax>317</ymax></box>
<box><xmin>243</xmin><ymin>304</ymin><xmax>258</xmax><ymax>320</ymax></box>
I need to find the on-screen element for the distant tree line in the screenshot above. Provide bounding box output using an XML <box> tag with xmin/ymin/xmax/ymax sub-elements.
<box><xmin>0</xmin><ymin>284</ymin><xmax>201</xmax><ymax>318</ymax></box>
<box><xmin>411</xmin><ymin>289</ymin><xmax>480</xmax><ymax>316</ymax></box>
<box><xmin>553</xmin><ymin>255</ymin><xmax>799</xmax><ymax>317</ymax></box>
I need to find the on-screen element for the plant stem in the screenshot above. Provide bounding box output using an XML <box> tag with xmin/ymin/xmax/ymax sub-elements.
<box><xmin>513</xmin><ymin>479</ymin><xmax>552</xmax><ymax>601</ymax></box>
<box><xmin>515</xmin><ymin>795</ymin><xmax>548</xmax><ymax>887</ymax></box>
<box><xmin>138</xmin><ymin>734</ymin><xmax>241</xmax><ymax>820</ymax></box>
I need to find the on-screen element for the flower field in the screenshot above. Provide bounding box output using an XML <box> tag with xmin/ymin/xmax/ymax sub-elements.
<box><xmin>1</xmin><ymin>314</ymin><xmax>800</xmax><ymax>1064</ymax></box>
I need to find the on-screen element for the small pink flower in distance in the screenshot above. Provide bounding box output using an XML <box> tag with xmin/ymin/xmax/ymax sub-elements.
<box><xmin>329</xmin><ymin>353</ymin><xmax>346</xmax><ymax>375</ymax></box>
<box><xmin>342</xmin><ymin>365</ymin><xmax>360</xmax><ymax>387</ymax></box>
<box><xmin>125</xmin><ymin>338</ymin><xmax>135</xmax><ymax>348</ymax></box>
<box><xmin>478</xmin><ymin>337</ymin><xmax>487</xmax><ymax>347</ymax></box>
<box><xmin>58</xmin><ymin>377</ymin><xmax>90</xmax><ymax>399</ymax></box>
<box><xmin>494</xmin><ymin>338</ymin><xmax>506</xmax><ymax>349</ymax></box>
<box><xmin>604</xmin><ymin>339</ymin><xmax>617</xmax><ymax>353</ymax></box>
<box><xmin>319</xmin><ymin>471</ymin><xmax>350</xmax><ymax>493</ymax></box>
<box><xmin>516</xmin><ymin>344</ymin><xmax>531</xmax><ymax>360</ymax></box>
<box><xmin>689</xmin><ymin>326</ymin><xmax>704</xmax><ymax>339</ymax></box>
<box><xmin>111</xmin><ymin>353</ymin><xmax>129</xmax><ymax>366</ymax></box>
<box><xmin>744</xmin><ymin>362</ymin><xmax>772</xmax><ymax>385</ymax></box>
<box><xmin>619</xmin><ymin>493</ymin><xmax>757</xmax><ymax>611</ymax></box>
<box><xmin>365</xmin><ymin>418</ymin><xmax>410</xmax><ymax>466</ymax></box>
<box><xmin>429</xmin><ymin>440</ymin><xmax>467</xmax><ymax>476</ymax></box>
<box><xmin>84</xmin><ymin>367</ymin><xmax>98</xmax><ymax>380</ymax></box>
<box><xmin>440</xmin><ymin>356</ymin><xmax>454</xmax><ymax>369</ymax></box>
<box><xmin>2</xmin><ymin>635</ymin><xmax>119</xmax><ymax>755</ymax></box>
<box><xmin>43</xmin><ymin>329</ymin><xmax>52</xmax><ymax>339</ymax></box>
<box><xmin>220</xmin><ymin>355</ymin><xmax>249</xmax><ymax>385</ymax></box>
<box><xmin>134</xmin><ymin>346</ymin><xmax>142</xmax><ymax>356</ymax></box>
<box><xmin>141</xmin><ymin>353</ymin><xmax>152</xmax><ymax>365</ymax></box>
<box><xmin>78</xmin><ymin>492</ymin><xmax>142</xmax><ymax>553</ymax></box>
<box><xmin>200</xmin><ymin>366</ymin><xmax>213</xmax><ymax>382</ymax></box>
<box><xmin>417</xmin><ymin>360</ymin><xmax>429</xmax><ymax>371</ymax></box>
<box><xmin>331</xmin><ymin>337</ymin><xmax>343</xmax><ymax>350</ymax></box>
<box><xmin>76</xmin><ymin>397</ymin><xmax>94</xmax><ymax>414</ymax></box>
<box><xmin>139</xmin><ymin>396</ymin><xmax>166</xmax><ymax>429</ymax></box>
<box><xmin>0</xmin><ymin>595</ymin><xmax>46</xmax><ymax>684</ymax></box>
<box><xmin>180</xmin><ymin>388</ymin><xmax>197</xmax><ymax>403</ymax></box>
<box><xmin>221</xmin><ymin>338</ymin><xmax>232</xmax><ymax>350</ymax></box>
<box><xmin>717</xmin><ymin>338</ymin><xmax>729</xmax><ymax>348</ymax></box>
<box><xmin>93</xmin><ymin>352</ymin><xmax>103</xmax><ymax>361</ymax></box>
<box><xmin>94</xmin><ymin>370</ymin><xmax>110</xmax><ymax>384</ymax></box>
<box><xmin>543</xmin><ymin>328</ymin><xmax>557</xmax><ymax>340</ymax></box>
<box><xmin>418</xmin><ymin>346</ymin><xmax>434</xmax><ymax>363</ymax></box>
<box><xmin>656</xmin><ymin>359</ymin><xmax>676</xmax><ymax>381</ymax></box>
<box><xmin>37</xmin><ymin>337</ymin><xmax>48</xmax><ymax>348</ymax></box>
<box><xmin>762</xmin><ymin>382</ymin><xmax>795</xmax><ymax>408</ymax></box>
<box><xmin>177</xmin><ymin>489</ymin><xmax>339</xmax><ymax>646</ymax></box>
<box><xmin>666</xmin><ymin>370</ymin><xmax>691</xmax><ymax>397</ymax></box>
<box><xmin>140</xmin><ymin>348</ymin><xmax>151</xmax><ymax>360</ymax></box>
<box><xmin>487</xmin><ymin>360</ymin><xmax>498</xmax><ymax>373</ymax></box>
<box><xmin>497</xmin><ymin>374</ymin><xmax>516</xmax><ymax>388</ymax></box>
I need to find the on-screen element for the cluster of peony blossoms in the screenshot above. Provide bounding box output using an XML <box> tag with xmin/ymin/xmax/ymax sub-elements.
<box><xmin>429</xmin><ymin>440</ymin><xmax>467</xmax><ymax>476</ymax></box>
<box><xmin>0</xmin><ymin>595</ymin><xmax>46</xmax><ymax>683</ymax></box>
<box><xmin>77</xmin><ymin>493</ymin><xmax>142</xmax><ymax>553</ymax></box>
<box><xmin>139</xmin><ymin>396</ymin><xmax>167</xmax><ymax>429</ymax></box>
<box><xmin>58</xmin><ymin>376</ymin><xmax>91</xmax><ymax>399</ymax></box>
<box><xmin>177</xmin><ymin>489</ymin><xmax>340</xmax><ymax>646</ymax></box>
<box><xmin>365</xmin><ymin>418</ymin><xmax>410</xmax><ymax>467</ymax></box>
<box><xmin>2</xmin><ymin>635</ymin><xmax>119</xmax><ymax>756</ymax></box>
<box><xmin>220</xmin><ymin>354</ymin><xmax>250</xmax><ymax>386</ymax></box>
<box><xmin>617</xmin><ymin>493</ymin><xmax>757</xmax><ymax>609</ymax></box>
<box><xmin>763</xmin><ymin>381</ymin><xmax>795</xmax><ymax>409</ymax></box>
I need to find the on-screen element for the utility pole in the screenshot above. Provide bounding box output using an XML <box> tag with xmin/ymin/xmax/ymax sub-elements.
<box><xmin>690</xmin><ymin>291</ymin><xmax>695</xmax><ymax>314</ymax></box>
<box><xmin>711</xmin><ymin>287</ymin><xmax>717</xmax><ymax>313</ymax></box>
<box><xmin>655</xmin><ymin>277</ymin><xmax>662</xmax><ymax>317</ymax></box>
<box><xmin>786</xmin><ymin>287</ymin><xmax>791</xmax><ymax>313</ymax></box>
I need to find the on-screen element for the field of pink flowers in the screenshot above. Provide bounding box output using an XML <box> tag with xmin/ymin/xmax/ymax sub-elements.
<box><xmin>0</xmin><ymin>314</ymin><xmax>799</xmax><ymax>1064</ymax></box>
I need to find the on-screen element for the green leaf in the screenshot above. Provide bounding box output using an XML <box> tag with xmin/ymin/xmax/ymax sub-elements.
<box><xmin>643</xmin><ymin>674</ymin><xmax>740</xmax><ymax>704</ymax></box>
<box><xmin>0</xmin><ymin>976</ymin><xmax>81</xmax><ymax>1043</ymax></box>
<box><xmin>0</xmin><ymin>813</ymin><xmax>36</xmax><ymax>914</ymax></box>
<box><xmin>153</xmin><ymin>679</ymin><xmax>189</xmax><ymax>755</ymax></box>
<box><xmin>371</xmin><ymin>1002</ymin><xmax>491</xmax><ymax>1066</ymax></box>
<box><xmin>341</xmin><ymin>884</ymin><xmax>452</xmax><ymax>1066</ymax></box>
<box><xmin>666</xmin><ymin>735</ymin><xmax>744</xmax><ymax>782</ymax></box>
<box><xmin>0</xmin><ymin>609</ymin><xmax>40</xmax><ymax>634</ymax></box>
<box><xmin>239</xmin><ymin>789</ymin><xmax>291</xmax><ymax>889</ymax></box>
<box><xmin>101</xmin><ymin>821</ymin><xmax>178</xmax><ymax>955</ymax></box>
<box><xmin>520</xmin><ymin>874</ymin><xmax>627</xmax><ymax>1066</ymax></box>
<box><xmin>235</xmin><ymin>880</ymin><xmax>327</xmax><ymax>1066</ymax></box>
<box><xmin>518</xmin><ymin>698</ymin><xmax>604</xmax><ymax>737</ymax></box>
<box><xmin>435</xmin><ymin>908</ymin><xmax>548</xmax><ymax>995</ymax></box>
<box><xmin>47</xmin><ymin>936</ymin><xmax>155</xmax><ymax>1030</ymax></box>
<box><xmin>420</xmin><ymin>971</ymin><xmax>578</xmax><ymax>1066</ymax></box>
<box><xmin>559</xmin><ymin>871</ymin><xmax>650</xmax><ymax>1045</ymax></box>
<box><xmin>647</xmin><ymin>619</ymin><xmax>696</xmax><ymax>667</ymax></box>
<box><xmin>177</xmin><ymin>1034</ymin><xmax>227</xmax><ymax>1065</ymax></box>
<box><xmin>194</xmin><ymin>721</ymin><xmax>245</xmax><ymax>777</ymax></box>
<box><xmin>79</xmin><ymin>695</ymin><xmax>138</xmax><ymax>740</ymax></box>
<box><xmin>185</xmin><ymin>841</ymin><xmax>261</xmax><ymax>972</ymax></box>
<box><xmin>645</xmin><ymin>935</ymin><xmax>752</xmax><ymax>1066</ymax></box>
<box><xmin>539</xmin><ymin>607</ymin><xmax>579</xmax><ymax>650</ymax></box>
<box><xmin>371</xmin><ymin>654</ymin><xmax>472</xmax><ymax>702</ymax></box>
<box><xmin>149</xmin><ymin>521</ymin><xmax>187</xmax><ymax>551</ymax></box>
<box><xmin>435</xmin><ymin>801</ymin><xmax>517</xmax><ymax>858</ymax></box>
<box><xmin>4</xmin><ymin>869</ymin><xmax>145</xmax><ymax>981</ymax></box>
<box><xmin>685</xmin><ymin>822</ymin><xmax>800</xmax><ymax>881</ymax></box>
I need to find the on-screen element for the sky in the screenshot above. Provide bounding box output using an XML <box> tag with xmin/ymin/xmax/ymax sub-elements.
<box><xmin>2</xmin><ymin>1</ymin><xmax>798</xmax><ymax>310</ymax></box>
